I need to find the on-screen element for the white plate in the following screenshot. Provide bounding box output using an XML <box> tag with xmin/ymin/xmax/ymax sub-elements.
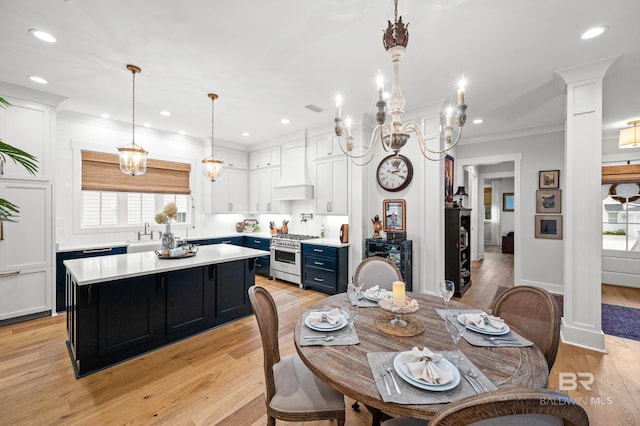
<box><xmin>304</xmin><ymin>312</ymin><xmax>347</xmax><ymax>332</ymax></box>
<box><xmin>363</xmin><ymin>289</ymin><xmax>391</xmax><ymax>302</ymax></box>
<box><xmin>393</xmin><ymin>353</ymin><xmax>461</xmax><ymax>391</ymax></box>
<box><xmin>457</xmin><ymin>313</ymin><xmax>511</xmax><ymax>335</ymax></box>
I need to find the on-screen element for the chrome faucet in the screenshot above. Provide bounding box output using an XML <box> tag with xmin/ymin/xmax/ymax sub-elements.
<box><xmin>137</xmin><ymin>222</ymin><xmax>154</xmax><ymax>240</ymax></box>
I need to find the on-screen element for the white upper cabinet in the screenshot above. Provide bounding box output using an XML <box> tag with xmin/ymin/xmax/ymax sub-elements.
<box><xmin>0</xmin><ymin>97</ymin><xmax>53</xmax><ymax>180</ymax></box>
<box><xmin>215</xmin><ymin>147</ymin><xmax>248</xmax><ymax>170</ymax></box>
<box><xmin>314</xmin><ymin>156</ymin><xmax>348</xmax><ymax>215</ymax></box>
<box><xmin>249</xmin><ymin>168</ymin><xmax>286</xmax><ymax>214</ymax></box>
<box><xmin>249</xmin><ymin>146</ymin><xmax>281</xmax><ymax>169</ymax></box>
<box><xmin>315</xmin><ymin>134</ymin><xmax>344</xmax><ymax>159</ymax></box>
<box><xmin>211</xmin><ymin>169</ymin><xmax>248</xmax><ymax>213</ymax></box>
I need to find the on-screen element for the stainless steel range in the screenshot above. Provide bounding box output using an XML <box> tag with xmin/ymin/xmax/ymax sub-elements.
<box><xmin>270</xmin><ymin>234</ymin><xmax>318</xmax><ymax>287</ymax></box>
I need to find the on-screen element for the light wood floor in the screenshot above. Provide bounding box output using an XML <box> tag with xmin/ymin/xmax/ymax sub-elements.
<box><xmin>0</xmin><ymin>251</ymin><xmax>638</xmax><ymax>425</ymax></box>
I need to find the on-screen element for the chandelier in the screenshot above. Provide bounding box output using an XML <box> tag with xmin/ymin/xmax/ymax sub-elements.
<box><xmin>202</xmin><ymin>93</ymin><xmax>224</xmax><ymax>181</ymax></box>
<box><xmin>619</xmin><ymin>120</ymin><xmax>640</xmax><ymax>149</ymax></box>
<box><xmin>117</xmin><ymin>64</ymin><xmax>148</xmax><ymax>176</ymax></box>
<box><xmin>334</xmin><ymin>0</ymin><xmax>468</xmax><ymax>165</ymax></box>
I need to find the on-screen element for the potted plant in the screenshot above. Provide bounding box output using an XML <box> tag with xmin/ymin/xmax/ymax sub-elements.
<box><xmin>0</xmin><ymin>96</ymin><xmax>39</xmax><ymax>222</ymax></box>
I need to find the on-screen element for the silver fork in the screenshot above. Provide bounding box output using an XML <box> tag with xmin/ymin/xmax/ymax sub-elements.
<box><xmin>385</xmin><ymin>366</ymin><xmax>402</xmax><ymax>395</ymax></box>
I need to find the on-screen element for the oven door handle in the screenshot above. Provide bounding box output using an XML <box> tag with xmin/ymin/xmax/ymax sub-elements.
<box><xmin>270</xmin><ymin>246</ymin><xmax>301</xmax><ymax>254</ymax></box>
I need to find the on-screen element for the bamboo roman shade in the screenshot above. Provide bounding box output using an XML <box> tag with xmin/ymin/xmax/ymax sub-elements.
<box><xmin>602</xmin><ymin>164</ymin><xmax>640</xmax><ymax>185</ymax></box>
<box><xmin>82</xmin><ymin>150</ymin><xmax>191</xmax><ymax>194</ymax></box>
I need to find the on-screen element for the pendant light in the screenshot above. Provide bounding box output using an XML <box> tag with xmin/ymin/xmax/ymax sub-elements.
<box><xmin>117</xmin><ymin>64</ymin><xmax>148</xmax><ymax>176</ymax></box>
<box><xmin>202</xmin><ymin>93</ymin><xmax>224</xmax><ymax>181</ymax></box>
<box><xmin>619</xmin><ymin>120</ymin><xmax>640</xmax><ymax>149</ymax></box>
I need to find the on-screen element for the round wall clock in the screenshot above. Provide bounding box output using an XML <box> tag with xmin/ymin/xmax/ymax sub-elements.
<box><xmin>376</xmin><ymin>154</ymin><xmax>413</xmax><ymax>192</ymax></box>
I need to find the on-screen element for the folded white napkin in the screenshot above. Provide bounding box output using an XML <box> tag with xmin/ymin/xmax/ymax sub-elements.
<box><xmin>464</xmin><ymin>312</ymin><xmax>505</xmax><ymax>330</ymax></box>
<box><xmin>308</xmin><ymin>308</ymin><xmax>342</xmax><ymax>326</ymax></box>
<box><xmin>400</xmin><ymin>347</ymin><xmax>454</xmax><ymax>385</ymax></box>
<box><xmin>364</xmin><ymin>285</ymin><xmax>389</xmax><ymax>300</ymax></box>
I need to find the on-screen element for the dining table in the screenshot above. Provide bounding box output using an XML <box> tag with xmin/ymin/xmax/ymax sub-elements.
<box><xmin>294</xmin><ymin>291</ymin><xmax>549</xmax><ymax>421</ymax></box>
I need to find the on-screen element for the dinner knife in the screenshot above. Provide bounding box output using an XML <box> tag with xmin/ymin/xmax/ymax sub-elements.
<box><xmin>381</xmin><ymin>373</ymin><xmax>392</xmax><ymax>396</ymax></box>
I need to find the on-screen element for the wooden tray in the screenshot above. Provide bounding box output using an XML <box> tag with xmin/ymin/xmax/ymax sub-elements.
<box><xmin>374</xmin><ymin>313</ymin><xmax>425</xmax><ymax>337</ymax></box>
<box><xmin>155</xmin><ymin>250</ymin><xmax>197</xmax><ymax>259</ymax></box>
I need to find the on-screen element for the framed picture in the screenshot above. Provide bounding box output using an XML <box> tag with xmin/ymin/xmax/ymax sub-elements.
<box><xmin>383</xmin><ymin>199</ymin><xmax>406</xmax><ymax>232</ymax></box>
<box><xmin>444</xmin><ymin>155</ymin><xmax>454</xmax><ymax>201</ymax></box>
<box><xmin>502</xmin><ymin>193</ymin><xmax>514</xmax><ymax>212</ymax></box>
<box><xmin>539</xmin><ymin>170</ymin><xmax>560</xmax><ymax>189</ymax></box>
<box><xmin>536</xmin><ymin>189</ymin><xmax>562</xmax><ymax>213</ymax></box>
<box><xmin>535</xmin><ymin>215</ymin><xmax>562</xmax><ymax>239</ymax></box>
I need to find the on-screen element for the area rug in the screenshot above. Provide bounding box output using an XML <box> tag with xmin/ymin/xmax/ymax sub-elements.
<box><xmin>493</xmin><ymin>286</ymin><xmax>640</xmax><ymax>342</ymax></box>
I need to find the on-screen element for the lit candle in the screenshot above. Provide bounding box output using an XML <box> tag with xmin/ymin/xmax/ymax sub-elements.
<box><xmin>376</xmin><ymin>72</ymin><xmax>384</xmax><ymax>101</ymax></box>
<box><xmin>457</xmin><ymin>76</ymin><xmax>466</xmax><ymax>106</ymax></box>
<box><xmin>445</xmin><ymin>105</ymin><xmax>453</xmax><ymax>127</ymax></box>
<box><xmin>336</xmin><ymin>94</ymin><xmax>342</xmax><ymax>119</ymax></box>
<box><xmin>392</xmin><ymin>281</ymin><xmax>405</xmax><ymax>307</ymax></box>
<box><xmin>346</xmin><ymin>116</ymin><xmax>352</xmax><ymax>137</ymax></box>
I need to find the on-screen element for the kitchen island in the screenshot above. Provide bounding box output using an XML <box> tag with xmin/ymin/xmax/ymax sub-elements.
<box><xmin>64</xmin><ymin>244</ymin><xmax>269</xmax><ymax>377</ymax></box>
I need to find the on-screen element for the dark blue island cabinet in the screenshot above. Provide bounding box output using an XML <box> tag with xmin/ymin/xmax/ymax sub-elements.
<box><xmin>66</xmin><ymin>257</ymin><xmax>255</xmax><ymax>377</ymax></box>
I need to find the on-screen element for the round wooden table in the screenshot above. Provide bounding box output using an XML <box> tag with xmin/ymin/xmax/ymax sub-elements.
<box><xmin>294</xmin><ymin>292</ymin><xmax>549</xmax><ymax>420</ymax></box>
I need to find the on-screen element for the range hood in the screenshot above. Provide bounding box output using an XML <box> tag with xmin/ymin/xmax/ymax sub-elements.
<box><xmin>273</xmin><ymin>137</ymin><xmax>314</xmax><ymax>200</ymax></box>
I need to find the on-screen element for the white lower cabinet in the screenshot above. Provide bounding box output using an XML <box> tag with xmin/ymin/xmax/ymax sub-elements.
<box><xmin>0</xmin><ymin>182</ymin><xmax>52</xmax><ymax>320</ymax></box>
<box><xmin>212</xmin><ymin>169</ymin><xmax>248</xmax><ymax>213</ymax></box>
<box><xmin>314</xmin><ymin>157</ymin><xmax>347</xmax><ymax>215</ymax></box>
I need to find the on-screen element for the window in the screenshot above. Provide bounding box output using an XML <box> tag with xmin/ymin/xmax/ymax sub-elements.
<box><xmin>82</xmin><ymin>192</ymin><xmax>189</xmax><ymax>228</ymax></box>
<box><xmin>602</xmin><ymin>164</ymin><xmax>640</xmax><ymax>252</ymax></box>
<box><xmin>484</xmin><ymin>187</ymin><xmax>492</xmax><ymax>220</ymax></box>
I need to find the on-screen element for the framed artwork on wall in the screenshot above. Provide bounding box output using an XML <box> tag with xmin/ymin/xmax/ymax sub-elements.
<box><xmin>535</xmin><ymin>215</ymin><xmax>562</xmax><ymax>239</ymax></box>
<box><xmin>502</xmin><ymin>193</ymin><xmax>514</xmax><ymax>212</ymax></box>
<box><xmin>536</xmin><ymin>189</ymin><xmax>562</xmax><ymax>213</ymax></box>
<box><xmin>444</xmin><ymin>155</ymin><xmax>454</xmax><ymax>201</ymax></box>
<box><xmin>383</xmin><ymin>199</ymin><xmax>406</xmax><ymax>232</ymax></box>
<box><xmin>539</xmin><ymin>170</ymin><xmax>560</xmax><ymax>189</ymax></box>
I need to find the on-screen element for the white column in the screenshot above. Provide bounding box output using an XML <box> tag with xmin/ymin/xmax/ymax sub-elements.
<box><xmin>556</xmin><ymin>57</ymin><xmax>617</xmax><ymax>352</ymax></box>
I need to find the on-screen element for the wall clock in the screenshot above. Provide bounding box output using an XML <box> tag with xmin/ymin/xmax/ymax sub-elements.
<box><xmin>376</xmin><ymin>154</ymin><xmax>413</xmax><ymax>192</ymax></box>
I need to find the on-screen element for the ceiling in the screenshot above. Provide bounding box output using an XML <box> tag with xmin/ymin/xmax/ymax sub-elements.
<box><xmin>1</xmin><ymin>0</ymin><xmax>638</xmax><ymax>148</ymax></box>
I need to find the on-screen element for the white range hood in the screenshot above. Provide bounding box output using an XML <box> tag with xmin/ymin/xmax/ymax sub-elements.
<box><xmin>272</xmin><ymin>137</ymin><xmax>314</xmax><ymax>201</ymax></box>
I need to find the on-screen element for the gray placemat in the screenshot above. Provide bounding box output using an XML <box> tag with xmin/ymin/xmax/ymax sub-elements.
<box><xmin>298</xmin><ymin>309</ymin><xmax>360</xmax><ymax>346</ymax></box>
<box><xmin>347</xmin><ymin>290</ymin><xmax>378</xmax><ymax>307</ymax></box>
<box><xmin>435</xmin><ymin>308</ymin><xmax>534</xmax><ymax>347</ymax></box>
<box><xmin>367</xmin><ymin>351</ymin><xmax>496</xmax><ymax>404</ymax></box>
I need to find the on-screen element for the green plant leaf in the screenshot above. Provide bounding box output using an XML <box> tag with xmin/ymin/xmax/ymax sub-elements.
<box><xmin>0</xmin><ymin>198</ymin><xmax>20</xmax><ymax>223</ymax></box>
<box><xmin>0</xmin><ymin>141</ymin><xmax>39</xmax><ymax>175</ymax></box>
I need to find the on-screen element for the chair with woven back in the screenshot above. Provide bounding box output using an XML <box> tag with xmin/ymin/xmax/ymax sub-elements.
<box><xmin>354</xmin><ymin>256</ymin><xmax>403</xmax><ymax>291</ymax></box>
<box><xmin>248</xmin><ymin>285</ymin><xmax>345</xmax><ymax>426</ymax></box>
<box><xmin>491</xmin><ymin>285</ymin><xmax>562</xmax><ymax>371</ymax></box>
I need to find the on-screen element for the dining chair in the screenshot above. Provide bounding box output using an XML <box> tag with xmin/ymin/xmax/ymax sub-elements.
<box><xmin>491</xmin><ymin>285</ymin><xmax>562</xmax><ymax>371</ymax></box>
<box><xmin>382</xmin><ymin>388</ymin><xmax>589</xmax><ymax>425</ymax></box>
<box><xmin>247</xmin><ymin>285</ymin><xmax>346</xmax><ymax>426</ymax></box>
<box><xmin>354</xmin><ymin>256</ymin><xmax>403</xmax><ymax>291</ymax></box>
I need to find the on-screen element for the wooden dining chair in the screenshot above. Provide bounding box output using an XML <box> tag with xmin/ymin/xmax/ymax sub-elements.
<box><xmin>491</xmin><ymin>285</ymin><xmax>562</xmax><ymax>371</ymax></box>
<box><xmin>382</xmin><ymin>388</ymin><xmax>589</xmax><ymax>426</ymax></box>
<box><xmin>247</xmin><ymin>285</ymin><xmax>345</xmax><ymax>426</ymax></box>
<box><xmin>354</xmin><ymin>256</ymin><xmax>403</xmax><ymax>291</ymax></box>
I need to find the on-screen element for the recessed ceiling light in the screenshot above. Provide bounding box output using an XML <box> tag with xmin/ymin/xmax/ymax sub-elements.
<box><xmin>242</xmin><ymin>132</ymin><xmax>250</xmax><ymax>137</ymax></box>
<box><xmin>473</xmin><ymin>118</ymin><xmax>483</xmax><ymax>124</ymax></box>
<box><xmin>581</xmin><ymin>25</ymin><xmax>608</xmax><ymax>40</ymax></box>
<box><xmin>29</xmin><ymin>29</ymin><xmax>56</xmax><ymax>43</ymax></box>
<box><xmin>179</xmin><ymin>131</ymin><xmax>186</xmax><ymax>135</ymax></box>
<box><xmin>281</xmin><ymin>118</ymin><xmax>290</xmax><ymax>124</ymax></box>
<box><xmin>28</xmin><ymin>75</ymin><xmax>48</xmax><ymax>84</ymax></box>
<box><xmin>160</xmin><ymin>110</ymin><xmax>171</xmax><ymax>117</ymax></box>
<box><xmin>143</xmin><ymin>122</ymin><xmax>151</xmax><ymax>127</ymax></box>
<box><xmin>101</xmin><ymin>113</ymin><xmax>110</xmax><ymax>119</ymax></box>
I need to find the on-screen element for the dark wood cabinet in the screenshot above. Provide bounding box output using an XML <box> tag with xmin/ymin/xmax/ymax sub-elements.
<box><xmin>302</xmin><ymin>244</ymin><xmax>348</xmax><ymax>295</ymax></box>
<box><xmin>445</xmin><ymin>208</ymin><xmax>472</xmax><ymax>297</ymax></box>
<box><xmin>363</xmin><ymin>239</ymin><xmax>413</xmax><ymax>291</ymax></box>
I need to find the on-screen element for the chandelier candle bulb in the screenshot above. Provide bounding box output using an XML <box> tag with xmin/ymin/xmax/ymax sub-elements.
<box><xmin>393</xmin><ymin>281</ymin><xmax>406</xmax><ymax>307</ymax></box>
<box><xmin>377</xmin><ymin>72</ymin><xmax>384</xmax><ymax>101</ymax></box>
<box><xmin>457</xmin><ymin>78</ymin><xmax>466</xmax><ymax>106</ymax></box>
<box><xmin>446</xmin><ymin>106</ymin><xmax>453</xmax><ymax>127</ymax></box>
<box><xmin>335</xmin><ymin>95</ymin><xmax>342</xmax><ymax>119</ymax></box>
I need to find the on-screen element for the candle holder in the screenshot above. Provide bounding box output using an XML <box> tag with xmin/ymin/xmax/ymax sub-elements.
<box><xmin>375</xmin><ymin>298</ymin><xmax>422</xmax><ymax>336</ymax></box>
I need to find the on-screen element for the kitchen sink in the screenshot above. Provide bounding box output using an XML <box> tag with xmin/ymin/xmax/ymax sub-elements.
<box><xmin>127</xmin><ymin>240</ymin><xmax>162</xmax><ymax>253</ymax></box>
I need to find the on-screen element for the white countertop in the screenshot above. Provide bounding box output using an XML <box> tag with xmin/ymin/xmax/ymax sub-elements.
<box><xmin>63</xmin><ymin>244</ymin><xmax>270</xmax><ymax>286</ymax></box>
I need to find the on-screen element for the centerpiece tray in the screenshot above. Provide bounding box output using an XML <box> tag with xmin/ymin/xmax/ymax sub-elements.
<box><xmin>155</xmin><ymin>246</ymin><xmax>199</xmax><ymax>259</ymax></box>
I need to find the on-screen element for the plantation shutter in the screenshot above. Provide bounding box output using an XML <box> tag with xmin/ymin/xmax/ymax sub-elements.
<box><xmin>82</xmin><ymin>150</ymin><xmax>191</xmax><ymax>194</ymax></box>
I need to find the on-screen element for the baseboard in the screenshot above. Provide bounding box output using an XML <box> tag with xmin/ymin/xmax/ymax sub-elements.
<box><xmin>561</xmin><ymin>318</ymin><xmax>606</xmax><ymax>352</ymax></box>
<box><xmin>518</xmin><ymin>279</ymin><xmax>564</xmax><ymax>295</ymax></box>
<box><xmin>0</xmin><ymin>310</ymin><xmax>51</xmax><ymax>326</ymax></box>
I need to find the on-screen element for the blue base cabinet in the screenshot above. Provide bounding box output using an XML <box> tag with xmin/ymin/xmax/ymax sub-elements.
<box><xmin>302</xmin><ymin>244</ymin><xmax>348</xmax><ymax>295</ymax></box>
